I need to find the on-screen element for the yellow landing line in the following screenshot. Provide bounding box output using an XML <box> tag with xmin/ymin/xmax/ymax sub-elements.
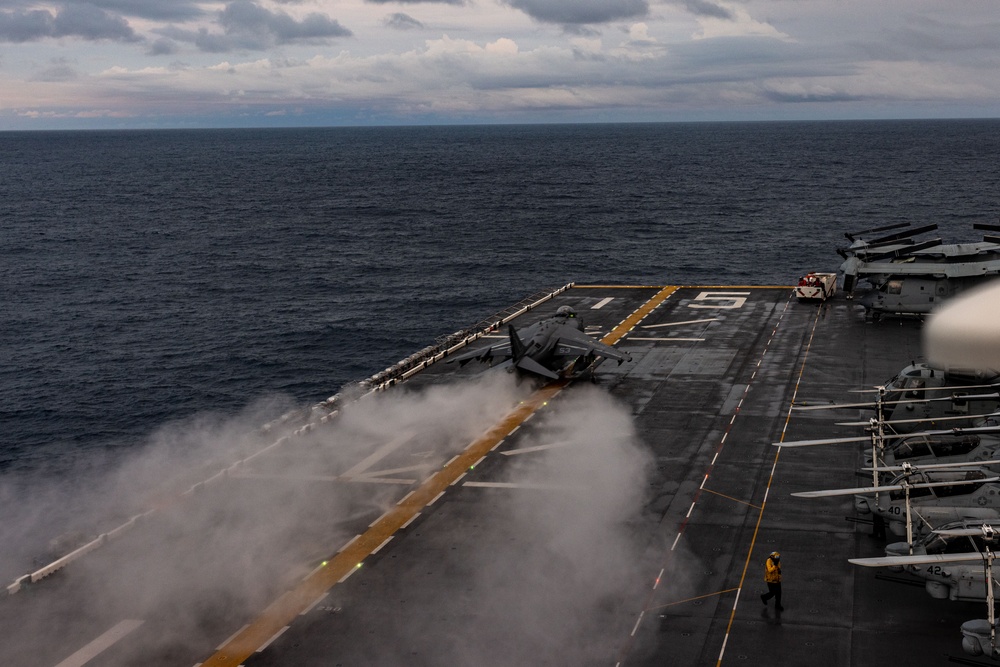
<box><xmin>201</xmin><ymin>382</ymin><xmax>567</xmax><ymax>667</ymax></box>
<box><xmin>715</xmin><ymin>297</ymin><xmax>823</xmax><ymax>667</ymax></box>
<box><xmin>201</xmin><ymin>287</ymin><xmax>670</xmax><ymax>666</ymax></box>
<box><xmin>700</xmin><ymin>487</ymin><xmax>762</xmax><ymax>510</ymax></box>
<box><xmin>600</xmin><ymin>286</ymin><xmax>678</xmax><ymax>346</ymax></box>
<box><xmin>647</xmin><ymin>588</ymin><xmax>739</xmax><ymax>612</ymax></box>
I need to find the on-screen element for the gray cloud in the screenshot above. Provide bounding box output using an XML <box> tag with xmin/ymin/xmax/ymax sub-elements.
<box><xmin>146</xmin><ymin>36</ymin><xmax>179</xmax><ymax>56</ymax></box>
<box><xmin>681</xmin><ymin>0</ymin><xmax>732</xmax><ymax>20</ymax></box>
<box><xmin>54</xmin><ymin>4</ymin><xmax>139</xmax><ymax>41</ymax></box>
<box><xmin>384</xmin><ymin>12</ymin><xmax>424</xmax><ymax>30</ymax></box>
<box><xmin>0</xmin><ymin>9</ymin><xmax>52</xmax><ymax>42</ymax></box>
<box><xmin>87</xmin><ymin>0</ymin><xmax>203</xmax><ymax>21</ymax></box>
<box><xmin>190</xmin><ymin>0</ymin><xmax>352</xmax><ymax>52</ymax></box>
<box><xmin>368</xmin><ymin>0</ymin><xmax>466</xmax><ymax>5</ymax></box>
<box><xmin>30</xmin><ymin>60</ymin><xmax>80</xmax><ymax>82</ymax></box>
<box><xmin>504</xmin><ymin>0</ymin><xmax>648</xmax><ymax>25</ymax></box>
<box><xmin>0</xmin><ymin>4</ymin><xmax>139</xmax><ymax>43</ymax></box>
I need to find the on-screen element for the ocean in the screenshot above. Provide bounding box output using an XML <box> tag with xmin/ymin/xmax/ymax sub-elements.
<box><xmin>3</xmin><ymin>119</ymin><xmax>1000</xmax><ymax>478</ymax></box>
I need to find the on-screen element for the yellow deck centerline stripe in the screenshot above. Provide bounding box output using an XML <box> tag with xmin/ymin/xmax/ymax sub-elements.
<box><xmin>199</xmin><ymin>286</ymin><xmax>676</xmax><ymax>667</ymax></box>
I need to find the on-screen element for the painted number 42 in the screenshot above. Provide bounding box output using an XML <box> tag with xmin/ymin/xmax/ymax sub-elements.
<box><xmin>688</xmin><ymin>292</ymin><xmax>749</xmax><ymax>309</ymax></box>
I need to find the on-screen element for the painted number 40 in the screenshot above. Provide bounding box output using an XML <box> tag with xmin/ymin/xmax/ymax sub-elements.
<box><xmin>688</xmin><ymin>292</ymin><xmax>749</xmax><ymax>309</ymax></box>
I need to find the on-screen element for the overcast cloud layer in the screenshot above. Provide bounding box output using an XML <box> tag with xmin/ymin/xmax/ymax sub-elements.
<box><xmin>1</xmin><ymin>0</ymin><xmax>999</xmax><ymax>128</ymax></box>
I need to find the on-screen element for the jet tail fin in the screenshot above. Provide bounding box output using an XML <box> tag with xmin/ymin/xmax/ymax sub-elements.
<box><xmin>508</xmin><ymin>325</ymin><xmax>527</xmax><ymax>361</ymax></box>
<box><xmin>508</xmin><ymin>325</ymin><xmax>559</xmax><ymax>380</ymax></box>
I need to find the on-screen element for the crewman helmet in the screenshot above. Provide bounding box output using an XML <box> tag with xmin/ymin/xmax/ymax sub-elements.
<box><xmin>770</xmin><ymin>551</ymin><xmax>780</xmax><ymax>561</ymax></box>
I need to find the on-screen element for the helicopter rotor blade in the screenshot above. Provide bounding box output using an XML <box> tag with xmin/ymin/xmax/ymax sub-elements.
<box><xmin>860</xmin><ymin>238</ymin><xmax>944</xmax><ymax>261</ymax></box>
<box><xmin>845</xmin><ymin>222</ymin><xmax>911</xmax><ymax>242</ymax></box>
<box><xmin>794</xmin><ymin>393</ymin><xmax>1000</xmax><ymax>411</ymax></box>
<box><xmin>774</xmin><ymin>435</ymin><xmax>874</xmax><ymax>447</ymax></box>
<box><xmin>837</xmin><ymin>412</ymin><xmax>1000</xmax><ymax>427</ymax></box>
<box><xmin>848</xmin><ymin>382</ymin><xmax>1000</xmax><ymax>394</ymax></box>
<box><xmin>868</xmin><ymin>223</ymin><xmax>938</xmax><ymax>245</ymax></box>
<box><xmin>850</xmin><ymin>552</ymin><xmax>989</xmax><ymax>568</ymax></box>
<box><xmin>862</xmin><ymin>460</ymin><xmax>1000</xmax><ymax>473</ymax></box>
<box><xmin>793</xmin><ymin>476</ymin><xmax>1000</xmax><ymax>498</ymax></box>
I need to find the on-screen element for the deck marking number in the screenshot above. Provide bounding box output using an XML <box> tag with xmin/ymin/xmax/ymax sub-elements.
<box><xmin>688</xmin><ymin>292</ymin><xmax>749</xmax><ymax>309</ymax></box>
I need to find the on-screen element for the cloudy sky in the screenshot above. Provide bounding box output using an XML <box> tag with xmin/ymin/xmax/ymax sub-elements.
<box><xmin>1</xmin><ymin>0</ymin><xmax>998</xmax><ymax>129</ymax></box>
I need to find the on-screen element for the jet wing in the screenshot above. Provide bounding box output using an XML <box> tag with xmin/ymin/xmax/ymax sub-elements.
<box><xmin>552</xmin><ymin>326</ymin><xmax>632</xmax><ymax>364</ymax></box>
<box><xmin>447</xmin><ymin>341</ymin><xmax>512</xmax><ymax>366</ymax></box>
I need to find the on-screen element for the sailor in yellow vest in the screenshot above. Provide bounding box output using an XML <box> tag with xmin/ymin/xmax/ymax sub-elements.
<box><xmin>760</xmin><ymin>551</ymin><xmax>783</xmax><ymax>611</ymax></box>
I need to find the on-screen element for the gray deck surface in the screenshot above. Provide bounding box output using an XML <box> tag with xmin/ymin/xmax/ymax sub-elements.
<box><xmin>2</xmin><ymin>286</ymin><xmax>988</xmax><ymax>667</ymax></box>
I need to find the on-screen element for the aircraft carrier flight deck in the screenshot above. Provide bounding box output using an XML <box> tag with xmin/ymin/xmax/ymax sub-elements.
<box><xmin>2</xmin><ymin>284</ymin><xmax>981</xmax><ymax>667</ymax></box>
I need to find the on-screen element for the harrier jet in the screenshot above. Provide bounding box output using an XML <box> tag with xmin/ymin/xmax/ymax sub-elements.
<box><xmin>448</xmin><ymin>306</ymin><xmax>631</xmax><ymax>381</ymax></box>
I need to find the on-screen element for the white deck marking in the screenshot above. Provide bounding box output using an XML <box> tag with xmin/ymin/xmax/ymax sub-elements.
<box><xmin>301</xmin><ymin>593</ymin><xmax>328</xmax><ymax>615</ymax></box>
<box><xmin>339</xmin><ymin>432</ymin><xmax>415</xmax><ymax>479</ymax></box>
<box><xmin>217</xmin><ymin>624</ymin><xmax>250</xmax><ymax>651</ymax></box>
<box><xmin>627</xmin><ymin>337</ymin><xmax>705</xmax><ymax>342</ymax></box>
<box><xmin>337</xmin><ymin>535</ymin><xmax>360</xmax><ymax>553</ymax></box>
<box><xmin>53</xmin><ymin>620</ymin><xmax>144</xmax><ymax>667</ymax></box>
<box><xmin>499</xmin><ymin>442</ymin><xmax>572</xmax><ymax>456</ymax></box>
<box><xmin>400</xmin><ymin>512</ymin><xmax>421</xmax><ymax>529</ymax></box>
<box><xmin>462</xmin><ymin>481</ymin><xmax>572</xmax><ymax>490</ymax></box>
<box><xmin>257</xmin><ymin>626</ymin><xmax>288</xmax><ymax>652</ymax></box>
<box><xmin>371</xmin><ymin>536</ymin><xmax>393</xmax><ymax>554</ymax></box>
<box><xmin>641</xmin><ymin>318</ymin><xmax>718</xmax><ymax>328</ymax></box>
<box><xmin>591</xmin><ymin>297</ymin><xmax>615</xmax><ymax>309</ymax></box>
<box><xmin>230</xmin><ymin>471</ymin><xmax>418</xmax><ymax>485</ymax></box>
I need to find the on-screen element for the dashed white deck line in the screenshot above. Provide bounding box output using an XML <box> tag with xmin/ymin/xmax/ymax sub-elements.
<box><xmin>499</xmin><ymin>442</ymin><xmax>571</xmax><ymax>456</ymax></box>
<box><xmin>217</xmin><ymin>625</ymin><xmax>250</xmax><ymax>651</ymax></box>
<box><xmin>592</xmin><ymin>297</ymin><xmax>615</xmax><ymax>309</ymax></box>
<box><xmin>337</xmin><ymin>535</ymin><xmax>360</xmax><ymax>554</ymax></box>
<box><xmin>628</xmin><ymin>337</ymin><xmax>705</xmax><ymax>342</ymax></box>
<box><xmin>256</xmin><ymin>626</ymin><xmax>288</xmax><ymax>653</ymax></box>
<box><xmin>300</xmin><ymin>593</ymin><xmax>328</xmax><ymax>615</ymax></box>
<box><xmin>469</xmin><ymin>455</ymin><xmax>486</xmax><ymax>469</ymax></box>
<box><xmin>642</xmin><ymin>318</ymin><xmax>718</xmax><ymax>328</ymax></box>
<box><xmin>462</xmin><ymin>481</ymin><xmax>568</xmax><ymax>490</ymax></box>
<box><xmin>427</xmin><ymin>491</ymin><xmax>445</xmax><ymax>505</ymax></box>
<box><xmin>53</xmin><ymin>620</ymin><xmax>144</xmax><ymax>667</ymax></box>
<box><xmin>400</xmin><ymin>513</ymin><xmax>420</xmax><ymax>530</ymax></box>
<box><xmin>630</xmin><ymin>612</ymin><xmax>644</xmax><ymax>637</ymax></box>
<box><xmin>339</xmin><ymin>432</ymin><xmax>414</xmax><ymax>479</ymax></box>
<box><xmin>337</xmin><ymin>566</ymin><xmax>360</xmax><ymax>584</ymax></box>
<box><xmin>451</xmin><ymin>472</ymin><xmax>467</xmax><ymax>486</ymax></box>
<box><xmin>371</xmin><ymin>536</ymin><xmax>393</xmax><ymax>554</ymax></box>
<box><xmin>671</xmin><ymin>533</ymin><xmax>683</xmax><ymax>551</ymax></box>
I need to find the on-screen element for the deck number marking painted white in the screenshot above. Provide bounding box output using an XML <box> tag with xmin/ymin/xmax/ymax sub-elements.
<box><xmin>53</xmin><ymin>620</ymin><xmax>145</xmax><ymax>667</ymax></box>
<box><xmin>687</xmin><ymin>292</ymin><xmax>750</xmax><ymax>309</ymax></box>
<box><xmin>591</xmin><ymin>297</ymin><xmax>614</xmax><ymax>310</ymax></box>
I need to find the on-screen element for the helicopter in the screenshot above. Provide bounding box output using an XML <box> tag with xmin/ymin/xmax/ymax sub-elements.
<box><xmin>837</xmin><ymin>222</ymin><xmax>1000</xmax><ymax>318</ymax></box>
<box><xmin>850</xmin><ymin>524</ymin><xmax>1000</xmax><ymax>660</ymax></box>
<box><xmin>875</xmin><ymin>517</ymin><xmax>1000</xmax><ymax>602</ymax></box>
<box><xmin>792</xmin><ymin>465</ymin><xmax>1000</xmax><ymax>546</ymax></box>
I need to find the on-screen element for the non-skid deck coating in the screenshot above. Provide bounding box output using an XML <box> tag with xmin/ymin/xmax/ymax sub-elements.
<box><xmin>3</xmin><ymin>286</ymin><xmax>980</xmax><ymax>667</ymax></box>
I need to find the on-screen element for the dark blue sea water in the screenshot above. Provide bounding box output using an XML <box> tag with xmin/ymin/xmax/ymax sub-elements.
<box><xmin>3</xmin><ymin>120</ymin><xmax>1000</xmax><ymax>475</ymax></box>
